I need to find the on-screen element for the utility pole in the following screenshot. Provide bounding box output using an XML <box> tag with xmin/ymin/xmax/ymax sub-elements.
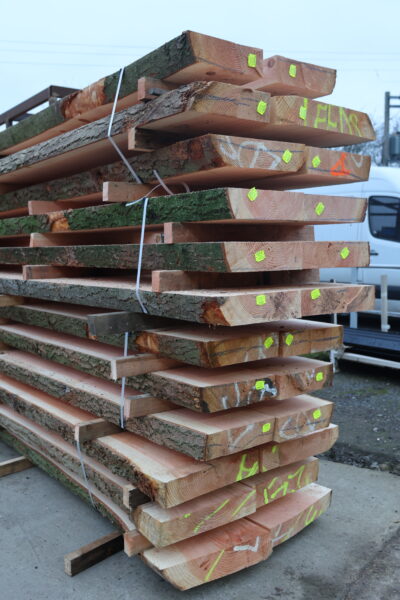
<box><xmin>382</xmin><ymin>92</ymin><xmax>400</xmax><ymax>165</ymax></box>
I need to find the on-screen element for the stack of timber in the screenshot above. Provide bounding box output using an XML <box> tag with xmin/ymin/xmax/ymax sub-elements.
<box><xmin>0</xmin><ymin>31</ymin><xmax>375</xmax><ymax>589</ymax></box>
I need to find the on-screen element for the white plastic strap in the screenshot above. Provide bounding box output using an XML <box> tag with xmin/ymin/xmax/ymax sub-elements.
<box><xmin>75</xmin><ymin>439</ymin><xmax>95</xmax><ymax>507</ymax></box>
<box><xmin>107</xmin><ymin>67</ymin><xmax>142</xmax><ymax>184</ymax></box>
<box><xmin>107</xmin><ymin>68</ymin><xmax>190</xmax><ymax>429</ymax></box>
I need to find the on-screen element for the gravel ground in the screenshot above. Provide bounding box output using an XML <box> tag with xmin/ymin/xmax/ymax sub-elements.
<box><xmin>314</xmin><ymin>360</ymin><xmax>400</xmax><ymax>475</ymax></box>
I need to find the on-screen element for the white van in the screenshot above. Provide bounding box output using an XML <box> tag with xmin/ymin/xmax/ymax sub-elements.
<box><xmin>304</xmin><ymin>166</ymin><xmax>400</xmax><ymax>314</ymax></box>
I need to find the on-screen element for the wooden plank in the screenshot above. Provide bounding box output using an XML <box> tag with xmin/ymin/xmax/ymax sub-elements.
<box><xmin>0</xmin><ymin>374</ymin><xmax>101</xmax><ymax>443</ymax></box>
<box><xmin>87</xmin><ymin>311</ymin><xmax>171</xmax><ymax>337</ymax></box>
<box><xmin>124</xmin><ymin>529</ymin><xmax>157</xmax><ymax>557</ymax></box>
<box><xmin>130</xmin><ymin>95</ymin><xmax>374</xmax><ymax>148</ymax></box>
<box><xmin>0</xmin><ymin>272</ymin><xmax>375</xmax><ymax>325</ymax></box>
<box><xmin>134</xmin><ymin>457</ymin><xmax>319</xmax><ymax>547</ymax></box>
<box><xmin>162</xmin><ymin>222</ymin><xmax>315</xmax><ymax>243</ymax></box>
<box><xmin>74</xmin><ymin>419</ymin><xmax>120</xmax><ymax>443</ymax></box>
<box><xmin>248</xmin><ymin>482</ymin><xmax>332</xmax><ymax>546</ymax></box>
<box><xmin>89</xmin><ymin>425</ymin><xmax>338</xmax><ymax>507</ymax></box>
<box><xmin>111</xmin><ymin>354</ymin><xmax>181</xmax><ymax>379</ymax></box>
<box><xmin>137</xmin><ymin>76</ymin><xmax>176</xmax><ymax>101</ymax></box>
<box><xmin>29</xmin><ymin>227</ymin><xmax>164</xmax><ymax>246</ymax></box>
<box><xmin>254</xmin><ymin>146</ymin><xmax>371</xmax><ymax>190</ymax></box>
<box><xmin>28</xmin><ymin>193</ymin><xmax>104</xmax><ymax>215</ymax></box>
<box><xmin>247</xmin><ymin>55</ymin><xmax>336</xmax><ymax>98</ymax></box>
<box><xmin>22</xmin><ymin>265</ymin><xmax>89</xmax><ymax>280</ymax></box>
<box><xmin>0</xmin><ymin>350</ymin><xmax>173</xmax><ymax>425</ymax></box>
<box><xmin>266</xmin><ymin>96</ymin><xmax>375</xmax><ymax>147</ymax></box>
<box><xmin>141</xmin><ymin>518</ymin><xmax>271</xmax><ymax>589</ymax></box>
<box><xmin>125</xmin><ymin>356</ymin><xmax>333</xmax><ymax>412</ymax></box>
<box><xmin>132</xmin><ymin>319</ymin><xmax>343</xmax><ymax>367</ymax></box>
<box><xmin>0</xmin><ymin>241</ymin><xmax>370</xmax><ymax>273</ymax></box>
<box><xmin>0</xmin><ymin>455</ymin><xmax>33</xmax><ymax>477</ymax></box>
<box><xmin>0</xmin><ymin>132</ymin><xmax>306</xmax><ymax>188</ymax></box>
<box><xmin>0</xmin><ymin>31</ymin><xmax>263</xmax><ymax>155</ymax></box>
<box><xmin>0</xmin><ymin>323</ymin><xmax>180</xmax><ymax>381</ymax></box>
<box><xmin>150</xmin><ymin>270</ymin><xmax>265</xmax><ymax>292</ymax></box>
<box><xmin>0</xmin><ymin>184</ymin><xmax>367</xmax><ymax>226</ymax></box>
<box><xmin>0</xmin><ymin>403</ymin><xmax>148</xmax><ymax>511</ymax></box>
<box><xmin>0</xmin><ymin>295</ymin><xmax>24</xmax><ymax>307</ymax></box>
<box><xmin>126</xmin><ymin>395</ymin><xmax>333</xmax><ymax>459</ymax></box>
<box><xmin>64</xmin><ymin>532</ymin><xmax>124</xmax><ymax>576</ymax></box>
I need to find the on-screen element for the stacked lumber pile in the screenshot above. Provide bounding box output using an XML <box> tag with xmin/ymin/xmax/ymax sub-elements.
<box><xmin>0</xmin><ymin>31</ymin><xmax>375</xmax><ymax>589</ymax></box>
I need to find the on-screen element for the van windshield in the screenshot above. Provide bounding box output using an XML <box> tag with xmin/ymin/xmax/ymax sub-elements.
<box><xmin>369</xmin><ymin>196</ymin><xmax>400</xmax><ymax>242</ymax></box>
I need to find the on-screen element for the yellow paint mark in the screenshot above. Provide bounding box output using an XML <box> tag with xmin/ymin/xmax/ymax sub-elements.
<box><xmin>248</xmin><ymin>53</ymin><xmax>257</xmax><ymax>68</ymax></box>
<box><xmin>312</xmin><ymin>155</ymin><xmax>321</xmax><ymax>168</ymax></box>
<box><xmin>289</xmin><ymin>64</ymin><xmax>297</xmax><ymax>78</ymax></box>
<box><xmin>204</xmin><ymin>549</ymin><xmax>225</xmax><ymax>582</ymax></box>
<box><xmin>314</xmin><ymin>103</ymin><xmax>328</xmax><ymax>128</ymax></box>
<box><xmin>339</xmin><ymin>106</ymin><xmax>362</xmax><ymax>136</ymax></box>
<box><xmin>340</xmin><ymin>246</ymin><xmax>350</xmax><ymax>259</ymax></box>
<box><xmin>272</xmin><ymin>445</ymin><xmax>278</xmax><ymax>454</ymax></box>
<box><xmin>257</xmin><ymin>100</ymin><xmax>267</xmax><ymax>115</ymax></box>
<box><xmin>267</xmin><ymin>477</ymin><xmax>278</xmax><ymax>489</ymax></box>
<box><xmin>193</xmin><ymin>498</ymin><xmax>230</xmax><ymax>533</ymax></box>
<box><xmin>247</xmin><ymin>187</ymin><xmax>258</xmax><ymax>202</ymax></box>
<box><xmin>236</xmin><ymin>453</ymin><xmax>259</xmax><ymax>481</ymax></box>
<box><xmin>327</xmin><ymin>104</ymin><xmax>338</xmax><ymax>129</ymax></box>
<box><xmin>264</xmin><ymin>336</ymin><xmax>274</xmax><ymax>349</ymax></box>
<box><xmin>254</xmin><ymin>249</ymin><xmax>266</xmax><ymax>262</ymax></box>
<box><xmin>315</xmin><ymin>201</ymin><xmax>325</xmax><ymax>216</ymax></box>
<box><xmin>263</xmin><ymin>488</ymin><xmax>269</xmax><ymax>504</ymax></box>
<box><xmin>285</xmin><ymin>333</ymin><xmax>294</xmax><ymax>346</ymax></box>
<box><xmin>256</xmin><ymin>294</ymin><xmax>266</xmax><ymax>306</ymax></box>
<box><xmin>315</xmin><ymin>372</ymin><xmax>324</xmax><ymax>382</ymax></box>
<box><xmin>299</xmin><ymin>98</ymin><xmax>308</xmax><ymax>121</ymax></box>
<box><xmin>183</xmin><ymin>513</ymin><xmax>191</xmax><ymax>518</ymax></box>
<box><xmin>304</xmin><ymin>506</ymin><xmax>319</xmax><ymax>526</ymax></box>
<box><xmin>262</xmin><ymin>422</ymin><xmax>271</xmax><ymax>433</ymax></box>
<box><xmin>310</xmin><ymin>288</ymin><xmax>321</xmax><ymax>300</ymax></box>
<box><xmin>271</xmin><ymin>480</ymin><xmax>289</xmax><ymax>499</ymax></box>
<box><xmin>255</xmin><ymin>380</ymin><xmax>265</xmax><ymax>390</ymax></box>
<box><xmin>231</xmin><ymin>489</ymin><xmax>256</xmax><ymax>517</ymax></box>
<box><xmin>313</xmin><ymin>408</ymin><xmax>322</xmax><ymax>419</ymax></box>
<box><xmin>349</xmin><ymin>112</ymin><xmax>362</xmax><ymax>136</ymax></box>
<box><xmin>282</xmin><ymin>149</ymin><xmax>293</xmax><ymax>163</ymax></box>
<box><xmin>287</xmin><ymin>464</ymin><xmax>306</xmax><ymax>488</ymax></box>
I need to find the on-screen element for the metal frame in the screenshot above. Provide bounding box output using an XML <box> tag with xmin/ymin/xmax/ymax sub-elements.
<box><xmin>382</xmin><ymin>92</ymin><xmax>400</xmax><ymax>166</ymax></box>
<box><xmin>0</xmin><ymin>86</ymin><xmax>78</xmax><ymax>128</ymax></box>
<box><xmin>333</xmin><ymin>265</ymin><xmax>400</xmax><ymax>369</ymax></box>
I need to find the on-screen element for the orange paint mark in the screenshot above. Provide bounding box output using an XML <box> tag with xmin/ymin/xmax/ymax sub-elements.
<box><xmin>330</xmin><ymin>152</ymin><xmax>351</xmax><ymax>177</ymax></box>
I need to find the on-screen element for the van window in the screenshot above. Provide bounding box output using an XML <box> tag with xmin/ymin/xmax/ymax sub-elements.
<box><xmin>369</xmin><ymin>196</ymin><xmax>400</xmax><ymax>242</ymax></box>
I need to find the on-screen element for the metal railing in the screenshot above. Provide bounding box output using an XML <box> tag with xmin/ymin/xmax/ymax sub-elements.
<box><xmin>350</xmin><ymin>265</ymin><xmax>400</xmax><ymax>332</ymax></box>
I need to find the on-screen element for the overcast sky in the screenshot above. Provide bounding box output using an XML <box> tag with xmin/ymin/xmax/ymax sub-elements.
<box><xmin>1</xmin><ymin>0</ymin><xmax>399</xmax><ymax>130</ymax></box>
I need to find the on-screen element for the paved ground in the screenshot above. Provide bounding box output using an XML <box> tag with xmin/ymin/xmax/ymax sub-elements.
<box><xmin>1</xmin><ymin>440</ymin><xmax>399</xmax><ymax>600</ymax></box>
<box><xmin>316</xmin><ymin>360</ymin><xmax>400</xmax><ymax>474</ymax></box>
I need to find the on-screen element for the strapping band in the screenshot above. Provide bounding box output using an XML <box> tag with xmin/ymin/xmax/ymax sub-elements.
<box><xmin>107</xmin><ymin>69</ymin><xmax>189</xmax><ymax>428</ymax></box>
<box><xmin>75</xmin><ymin>439</ymin><xmax>95</xmax><ymax>507</ymax></box>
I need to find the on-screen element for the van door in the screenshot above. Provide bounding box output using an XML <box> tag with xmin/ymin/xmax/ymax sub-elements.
<box><xmin>360</xmin><ymin>194</ymin><xmax>400</xmax><ymax>296</ymax></box>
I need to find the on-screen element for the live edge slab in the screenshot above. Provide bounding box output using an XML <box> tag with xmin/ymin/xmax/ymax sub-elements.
<box><xmin>0</xmin><ymin>272</ymin><xmax>374</xmax><ymax>325</ymax></box>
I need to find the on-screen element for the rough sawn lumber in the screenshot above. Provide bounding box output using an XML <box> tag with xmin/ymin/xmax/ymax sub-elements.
<box><xmin>0</xmin><ymin>272</ymin><xmax>375</xmax><ymax>325</ymax></box>
<box><xmin>0</xmin><ymin>187</ymin><xmax>368</xmax><ymax>229</ymax></box>
<box><xmin>0</xmin><ymin>31</ymin><xmax>263</xmax><ymax>155</ymax></box>
<box><xmin>0</xmin><ymin>240</ymin><xmax>370</xmax><ymax>272</ymax></box>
